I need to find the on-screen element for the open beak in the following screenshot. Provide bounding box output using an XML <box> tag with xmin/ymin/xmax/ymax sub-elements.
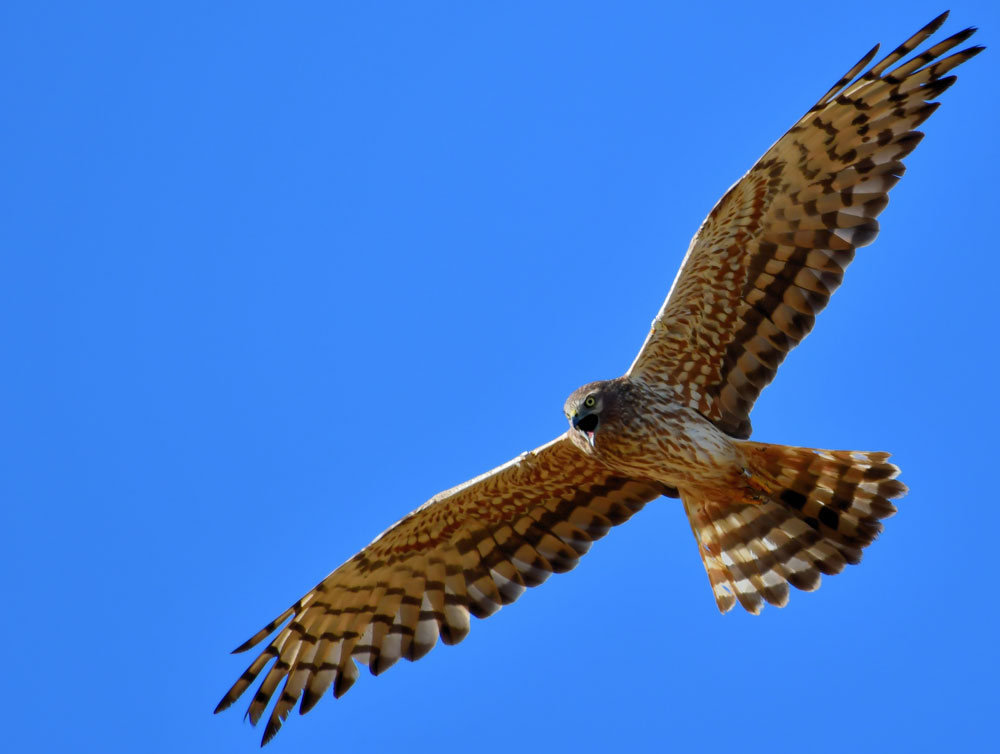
<box><xmin>571</xmin><ymin>413</ymin><xmax>597</xmax><ymax>447</ymax></box>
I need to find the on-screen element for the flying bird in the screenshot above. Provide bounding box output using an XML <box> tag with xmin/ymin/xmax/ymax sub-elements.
<box><xmin>218</xmin><ymin>13</ymin><xmax>981</xmax><ymax>744</ymax></box>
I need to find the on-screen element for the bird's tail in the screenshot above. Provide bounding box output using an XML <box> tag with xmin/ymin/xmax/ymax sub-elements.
<box><xmin>683</xmin><ymin>441</ymin><xmax>906</xmax><ymax>614</ymax></box>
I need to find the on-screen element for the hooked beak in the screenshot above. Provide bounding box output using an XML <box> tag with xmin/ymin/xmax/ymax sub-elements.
<box><xmin>571</xmin><ymin>412</ymin><xmax>597</xmax><ymax>447</ymax></box>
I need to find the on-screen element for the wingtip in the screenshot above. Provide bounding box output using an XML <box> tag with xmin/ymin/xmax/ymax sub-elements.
<box><xmin>854</xmin><ymin>43</ymin><xmax>880</xmax><ymax>77</ymax></box>
<box><xmin>231</xmin><ymin>629</ymin><xmax>268</xmax><ymax>653</ymax></box>
<box><xmin>925</xmin><ymin>10</ymin><xmax>950</xmax><ymax>34</ymax></box>
<box><xmin>261</xmin><ymin>721</ymin><xmax>281</xmax><ymax>747</ymax></box>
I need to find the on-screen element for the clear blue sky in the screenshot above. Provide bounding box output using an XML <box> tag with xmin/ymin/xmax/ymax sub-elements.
<box><xmin>3</xmin><ymin>2</ymin><xmax>998</xmax><ymax>752</ymax></box>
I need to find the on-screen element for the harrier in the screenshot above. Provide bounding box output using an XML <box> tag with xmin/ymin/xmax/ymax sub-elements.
<box><xmin>218</xmin><ymin>14</ymin><xmax>981</xmax><ymax>744</ymax></box>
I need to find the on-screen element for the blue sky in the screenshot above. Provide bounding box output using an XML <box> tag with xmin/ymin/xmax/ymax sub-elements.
<box><xmin>3</xmin><ymin>2</ymin><xmax>998</xmax><ymax>752</ymax></box>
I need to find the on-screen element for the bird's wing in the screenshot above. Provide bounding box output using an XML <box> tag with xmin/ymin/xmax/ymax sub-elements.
<box><xmin>216</xmin><ymin>433</ymin><xmax>670</xmax><ymax>744</ymax></box>
<box><xmin>627</xmin><ymin>13</ymin><xmax>981</xmax><ymax>438</ymax></box>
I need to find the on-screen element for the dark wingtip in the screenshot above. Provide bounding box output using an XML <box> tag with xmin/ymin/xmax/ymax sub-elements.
<box><xmin>952</xmin><ymin>26</ymin><xmax>978</xmax><ymax>44</ymax></box>
<box><xmin>299</xmin><ymin>689</ymin><xmax>321</xmax><ymax>715</ymax></box>
<box><xmin>261</xmin><ymin>720</ymin><xmax>280</xmax><ymax>747</ymax></box>
<box><xmin>926</xmin><ymin>10</ymin><xmax>950</xmax><ymax>33</ymax></box>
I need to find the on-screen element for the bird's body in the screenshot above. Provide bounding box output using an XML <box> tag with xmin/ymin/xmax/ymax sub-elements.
<box><xmin>566</xmin><ymin>378</ymin><xmax>742</xmax><ymax>489</ymax></box>
<box><xmin>217</xmin><ymin>13</ymin><xmax>981</xmax><ymax>745</ymax></box>
<box><xmin>564</xmin><ymin>375</ymin><xmax>903</xmax><ymax>613</ymax></box>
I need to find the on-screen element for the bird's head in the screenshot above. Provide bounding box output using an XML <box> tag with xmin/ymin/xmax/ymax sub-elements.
<box><xmin>564</xmin><ymin>380</ymin><xmax>612</xmax><ymax>448</ymax></box>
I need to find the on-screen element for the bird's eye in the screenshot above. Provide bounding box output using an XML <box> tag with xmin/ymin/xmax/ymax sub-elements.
<box><xmin>584</xmin><ymin>396</ymin><xmax>596</xmax><ymax>408</ymax></box>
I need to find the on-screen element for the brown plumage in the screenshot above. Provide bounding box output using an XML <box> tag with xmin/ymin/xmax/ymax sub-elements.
<box><xmin>217</xmin><ymin>14</ymin><xmax>980</xmax><ymax>745</ymax></box>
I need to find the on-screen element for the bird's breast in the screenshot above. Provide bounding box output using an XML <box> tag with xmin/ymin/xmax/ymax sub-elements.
<box><xmin>594</xmin><ymin>398</ymin><xmax>741</xmax><ymax>489</ymax></box>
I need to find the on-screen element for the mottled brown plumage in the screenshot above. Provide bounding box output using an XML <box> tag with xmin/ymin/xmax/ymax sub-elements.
<box><xmin>218</xmin><ymin>14</ymin><xmax>980</xmax><ymax>744</ymax></box>
<box><xmin>627</xmin><ymin>15</ymin><xmax>980</xmax><ymax>439</ymax></box>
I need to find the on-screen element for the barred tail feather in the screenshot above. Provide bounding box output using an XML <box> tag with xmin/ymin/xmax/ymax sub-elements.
<box><xmin>684</xmin><ymin>442</ymin><xmax>906</xmax><ymax>614</ymax></box>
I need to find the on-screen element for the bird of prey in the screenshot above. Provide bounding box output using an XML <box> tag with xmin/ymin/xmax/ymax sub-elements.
<box><xmin>217</xmin><ymin>13</ymin><xmax>981</xmax><ymax>744</ymax></box>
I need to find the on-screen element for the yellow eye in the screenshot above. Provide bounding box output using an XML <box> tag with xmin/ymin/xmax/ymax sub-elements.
<box><xmin>584</xmin><ymin>396</ymin><xmax>596</xmax><ymax>408</ymax></box>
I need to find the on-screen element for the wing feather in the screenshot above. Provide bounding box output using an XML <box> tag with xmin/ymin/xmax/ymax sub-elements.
<box><xmin>628</xmin><ymin>15</ymin><xmax>982</xmax><ymax>438</ymax></box>
<box><xmin>216</xmin><ymin>433</ymin><xmax>668</xmax><ymax>745</ymax></box>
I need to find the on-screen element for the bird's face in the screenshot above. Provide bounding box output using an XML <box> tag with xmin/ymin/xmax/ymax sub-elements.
<box><xmin>564</xmin><ymin>382</ymin><xmax>607</xmax><ymax>448</ymax></box>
